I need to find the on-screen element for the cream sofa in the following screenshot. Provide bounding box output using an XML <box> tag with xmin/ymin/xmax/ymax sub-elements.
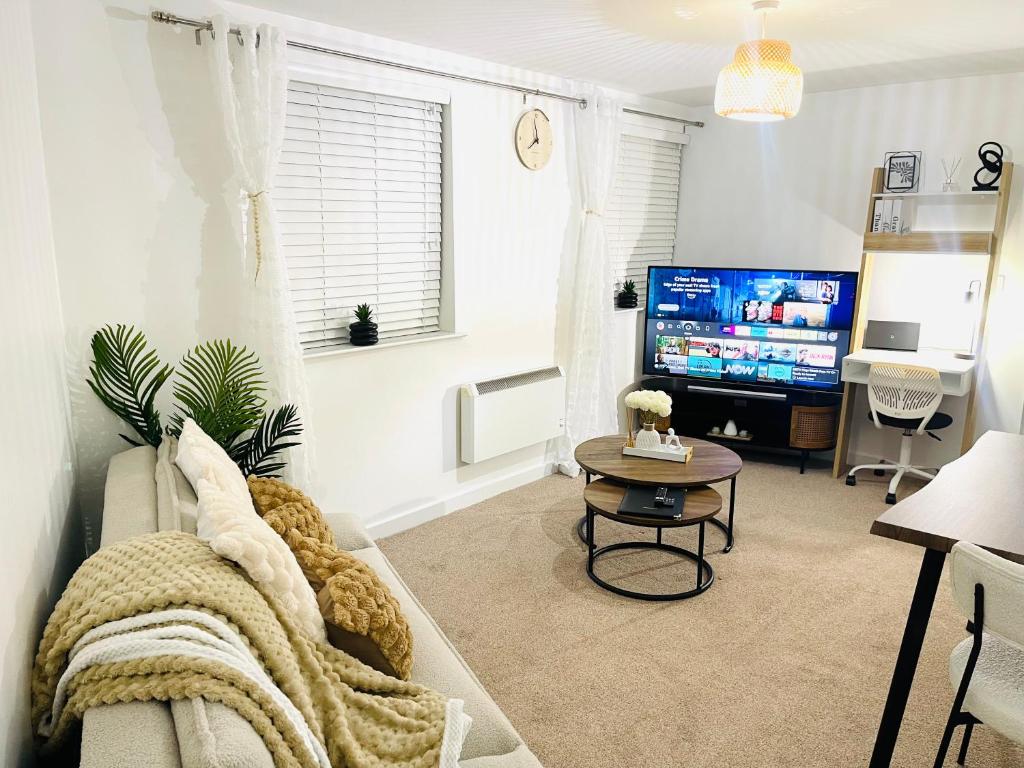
<box><xmin>79</xmin><ymin>444</ymin><xmax>541</xmax><ymax>767</ymax></box>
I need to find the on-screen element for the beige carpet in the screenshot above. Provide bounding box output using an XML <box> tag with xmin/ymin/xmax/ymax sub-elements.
<box><xmin>380</xmin><ymin>456</ymin><xmax>1024</xmax><ymax>767</ymax></box>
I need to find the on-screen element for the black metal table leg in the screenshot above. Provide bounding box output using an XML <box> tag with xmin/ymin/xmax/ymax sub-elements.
<box><xmin>707</xmin><ymin>475</ymin><xmax>736</xmax><ymax>553</ymax></box>
<box><xmin>697</xmin><ymin>521</ymin><xmax>705</xmax><ymax>589</ymax></box>
<box><xmin>575</xmin><ymin>472</ymin><xmax>595</xmax><ymax>544</ymax></box>
<box><xmin>869</xmin><ymin>547</ymin><xmax>947</xmax><ymax>767</ymax></box>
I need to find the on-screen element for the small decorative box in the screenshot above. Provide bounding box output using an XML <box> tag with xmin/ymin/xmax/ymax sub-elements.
<box><xmin>622</xmin><ymin>444</ymin><xmax>693</xmax><ymax>463</ymax></box>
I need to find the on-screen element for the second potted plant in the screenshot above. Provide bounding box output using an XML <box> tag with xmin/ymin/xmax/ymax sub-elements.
<box><xmin>616</xmin><ymin>280</ymin><xmax>638</xmax><ymax>309</ymax></box>
<box><xmin>349</xmin><ymin>303</ymin><xmax>379</xmax><ymax>346</ymax></box>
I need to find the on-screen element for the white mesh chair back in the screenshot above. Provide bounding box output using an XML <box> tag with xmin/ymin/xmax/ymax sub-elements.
<box><xmin>951</xmin><ymin>542</ymin><xmax>1024</xmax><ymax>652</ymax></box>
<box><xmin>867</xmin><ymin>363</ymin><xmax>943</xmax><ymax>433</ymax></box>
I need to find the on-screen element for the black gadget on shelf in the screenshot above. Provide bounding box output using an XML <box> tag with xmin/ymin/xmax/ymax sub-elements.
<box><xmin>618</xmin><ymin>485</ymin><xmax>685</xmax><ymax>520</ymax></box>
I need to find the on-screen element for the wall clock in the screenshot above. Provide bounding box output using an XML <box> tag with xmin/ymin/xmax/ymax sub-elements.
<box><xmin>514</xmin><ymin>108</ymin><xmax>553</xmax><ymax>170</ymax></box>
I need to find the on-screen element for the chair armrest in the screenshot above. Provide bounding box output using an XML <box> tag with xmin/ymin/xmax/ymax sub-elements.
<box><xmin>324</xmin><ymin>511</ymin><xmax>374</xmax><ymax>551</ymax></box>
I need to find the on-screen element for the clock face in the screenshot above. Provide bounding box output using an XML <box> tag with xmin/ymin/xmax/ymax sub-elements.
<box><xmin>515</xmin><ymin>109</ymin><xmax>553</xmax><ymax>170</ymax></box>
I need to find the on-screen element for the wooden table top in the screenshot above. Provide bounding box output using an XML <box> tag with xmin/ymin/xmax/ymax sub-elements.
<box><xmin>575</xmin><ymin>435</ymin><xmax>743</xmax><ymax>487</ymax></box>
<box><xmin>584</xmin><ymin>479</ymin><xmax>723</xmax><ymax>527</ymax></box>
<box><xmin>870</xmin><ymin>431</ymin><xmax>1024</xmax><ymax>565</ymax></box>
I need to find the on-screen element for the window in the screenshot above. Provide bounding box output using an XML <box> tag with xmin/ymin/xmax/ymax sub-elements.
<box><xmin>607</xmin><ymin>132</ymin><xmax>684</xmax><ymax>306</ymax></box>
<box><xmin>275</xmin><ymin>81</ymin><xmax>444</xmax><ymax>353</ymax></box>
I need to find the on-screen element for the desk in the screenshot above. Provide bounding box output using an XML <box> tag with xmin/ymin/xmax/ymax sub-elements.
<box><xmin>833</xmin><ymin>349</ymin><xmax>976</xmax><ymax>477</ymax></box>
<box><xmin>841</xmin><ymin>348</ymin><xmax>975</xmax><ymax>397</ymax></box>
<box><xmin>867</xmin><ymin>431</ymin><xmax>1024</xmax><ymax>767</ymax></box>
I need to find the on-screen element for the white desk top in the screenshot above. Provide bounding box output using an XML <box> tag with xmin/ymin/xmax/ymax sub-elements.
<box><xmin>843</xmin><ymin>348</ymin><xmax>975</xmax><ymax>375</ymax></box>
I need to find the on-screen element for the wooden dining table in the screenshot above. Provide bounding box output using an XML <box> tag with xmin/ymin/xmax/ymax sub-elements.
<box><xmin>867</xmin><ymin>430</ymin><xmax>1024</xmax><ymax>767</ymax></box>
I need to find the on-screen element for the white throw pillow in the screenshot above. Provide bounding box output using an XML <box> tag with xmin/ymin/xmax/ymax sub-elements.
<box><xmin>175</xmin><ymin>418</ymin><xmax>251</xmax><ymax>507</ymax></box>
<box><xmin>175</xmin><ymin>418</ymin><xmax>326</xmax><ymax>643</ymax></box>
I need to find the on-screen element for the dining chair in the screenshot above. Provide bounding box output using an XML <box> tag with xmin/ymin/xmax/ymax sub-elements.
<box><xmin>933</xmin><ymin>541</ymin><xmax>1024</xmax><ymax>766</ymax></box>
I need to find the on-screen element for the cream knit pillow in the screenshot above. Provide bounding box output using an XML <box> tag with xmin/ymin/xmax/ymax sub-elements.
<box><xmin>176</xmin><ymin>418</ymin><xmax>326</xmax><ymax>643</ymax></box>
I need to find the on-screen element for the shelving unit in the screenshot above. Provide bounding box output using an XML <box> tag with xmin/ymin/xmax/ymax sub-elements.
<box><xmin>831</xmin><ymin>163</ymin><xmax>1015</xmax><ymax>478</ymax></box>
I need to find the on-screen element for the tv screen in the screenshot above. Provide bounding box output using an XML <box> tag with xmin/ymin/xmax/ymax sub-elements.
<box><xmin>643</xmin><ymin>266</ymin><xmax>858</xmax><ymax>392</ymax></box>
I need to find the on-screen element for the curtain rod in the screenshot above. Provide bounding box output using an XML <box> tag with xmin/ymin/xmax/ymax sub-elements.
<box><xmin>150</xmin><ymin>11</ymin><xmax>705</xmax><ymax>129</ymax></box>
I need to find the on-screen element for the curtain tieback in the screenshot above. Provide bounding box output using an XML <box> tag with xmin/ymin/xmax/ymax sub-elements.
<box><xmin>247</xmin><ymin>190</ymin><xmax>268</xmax><ymax>279</ymax></box>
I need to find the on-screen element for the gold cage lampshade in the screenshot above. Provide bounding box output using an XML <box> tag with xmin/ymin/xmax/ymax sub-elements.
<box><xmin>714</xmin><ymin>39</ymin><xmax>803</xmax><ymax>122</ymax></box>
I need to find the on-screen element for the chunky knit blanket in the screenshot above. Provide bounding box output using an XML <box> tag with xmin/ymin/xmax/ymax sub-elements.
<box><xmin>32</xmin><ymin>532</ymin><xmax>470</xmax><ymax>768</ymax></box>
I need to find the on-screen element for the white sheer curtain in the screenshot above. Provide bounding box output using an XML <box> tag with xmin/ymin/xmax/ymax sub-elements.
<box><xmin>206</xmin><ymin>16</ymin><xmax>314</xmax><ymax>489</ymax></box>
<box><xmin>554</xmin><ymin>87</ymin><xmax>623</xmax><ymax>476</ymax></box>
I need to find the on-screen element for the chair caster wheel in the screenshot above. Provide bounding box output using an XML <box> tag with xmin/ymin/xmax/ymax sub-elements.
<box><xmin>885</xmin><ymin>492</ymin><xmax>897</xmax><ymax>505</ymax></box>
<box><xmin>846</xmin><ymin>475</ymin><xmax>856</xmax><ymax>486</ymax></box>
<box><xmin>873</xmin><ymin>468</ymin><xmax>886</xmax><ymax>477</ymax></box>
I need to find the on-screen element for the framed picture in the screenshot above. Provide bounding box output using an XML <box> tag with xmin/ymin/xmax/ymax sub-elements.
<box><xmin>883</xmin><ymin>151</ymin><xmax>922</xmax><ymax>193</ymax></box>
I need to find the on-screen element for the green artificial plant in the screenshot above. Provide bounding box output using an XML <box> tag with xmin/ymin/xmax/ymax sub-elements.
<box><xmin>353</xmin><ymin>303</ymin><xmax>374</xmax><ymax>323</ymax></box>
<box><xmin>86</xmin><ymin>324</ymin><xmax>303</xmax><ymax>477</ymax></box>
<box><xmin>621</xmin><ymin>279</ymin><xmax>637</xmax><ymax>296</ymax></box>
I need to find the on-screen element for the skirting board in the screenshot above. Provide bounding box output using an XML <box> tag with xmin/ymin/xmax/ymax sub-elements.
<box><xmin>365</xmin><ymin>461</ymin><xmax>555</xmax><ymax>540</ymax></box>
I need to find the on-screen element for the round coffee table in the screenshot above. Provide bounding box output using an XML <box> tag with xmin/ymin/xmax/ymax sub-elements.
<box><xmin>583</xmin><ymin>479</ymin><xmax>721</xmax><ymax>600</ymax></box>
<box><xmin>574</xmin><ymin>435</ymin><xmax>743</xmax><ymax>552</ymax></box>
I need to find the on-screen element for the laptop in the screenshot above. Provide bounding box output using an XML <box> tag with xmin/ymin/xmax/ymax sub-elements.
<box><xmin>864</xmin><ymin>320</ymin><xmax>921</xmax><ymax>352</ymax></box>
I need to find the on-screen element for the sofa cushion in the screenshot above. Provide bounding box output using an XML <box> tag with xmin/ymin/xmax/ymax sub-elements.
<box><xmin>460</xmin><ymin>744</ymin><xmax>544</xmax><ymax>768</ymax></box>
<box><xmin>156</xmin><ymin>437</ymin><xmax>198</xmax><ymax>534</ymax></box>
<box><xmin>100</xmin><ymin>446</ymin><xmax>159</xmax><ymax>546</ymax></box>
<box><xmin>81</xmin><ymin>701</ymin><xmax>182</xmax><ymax>768</ymax></box>
<box><xmin>171</xmin><ymin>698</ymin><xmax>274</xmax><ymax>768</ymax></box>
<box><xmin>352</xmin><ymin>546</ymin><xmax>524</xmax><ymax>761</ymax></box>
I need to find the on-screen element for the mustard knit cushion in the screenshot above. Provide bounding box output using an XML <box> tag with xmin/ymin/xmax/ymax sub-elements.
<box><xmin>248</xmin><ymin>477</ymin><xmax>413</xmax><ymax>680</ymax></box>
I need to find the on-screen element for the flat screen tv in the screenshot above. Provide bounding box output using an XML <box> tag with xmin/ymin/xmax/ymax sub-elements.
<box><xmin>643</xmin><ymin>266</ymin><xmax>858</xmax><ymax>392</ymax></box>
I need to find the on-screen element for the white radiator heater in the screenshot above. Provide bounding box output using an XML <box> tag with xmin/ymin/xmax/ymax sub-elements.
<box><xmin>460</xmin><ymin>365</ymin><xmax>566</xmax><ymax>463</ymax></box>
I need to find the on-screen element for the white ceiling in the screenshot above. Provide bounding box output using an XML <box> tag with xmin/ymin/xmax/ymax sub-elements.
<box><xmin>249</xmin><ymin>0</ymin><xmax>1024</xmax><ymax>105</ymax></box>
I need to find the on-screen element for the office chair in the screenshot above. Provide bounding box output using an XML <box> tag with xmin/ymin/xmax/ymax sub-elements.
<box><xmin>933</xmin><ymin>542</ymin><xmax>1024</xmax><ymax>767</ymax></box>
<box><xmin>845</xmin><ymin>363</ymin><xmax>951</xmax><ymax>504</ymax></box>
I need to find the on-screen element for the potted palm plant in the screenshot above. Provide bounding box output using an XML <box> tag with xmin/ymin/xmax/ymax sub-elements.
<box><xmin>617</xmin><ymin>279</ymin><xmax>638</xmax><ymax>309</ymax></box>
<box><xmin>349</xmin><ymin>303</ymin><xmax>379</xmax><ymax>346</ymax></box>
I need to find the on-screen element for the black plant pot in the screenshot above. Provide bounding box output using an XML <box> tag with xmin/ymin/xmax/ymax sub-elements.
<box><xmin>616</xmin><ymin>292</ymin><xmax>638</xmax><ymax>309</ymax></box>
<box><xmin>349</xmin><ymin>320</ymin><xmax>379</xmax><ymax>346</ymax></box>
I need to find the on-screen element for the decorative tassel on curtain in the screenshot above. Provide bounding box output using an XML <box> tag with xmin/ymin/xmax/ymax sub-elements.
<box><xmin>553</xmin><ymin>87</ymin><xmax>623</xmax><ymax>476</ymax></box>
<box><xmin>206</xmin><ymin>16</ymin><xmax>315</xmax><ymax>489</ymax></box>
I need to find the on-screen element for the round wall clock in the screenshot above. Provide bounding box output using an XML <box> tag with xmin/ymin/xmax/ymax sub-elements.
<box><xmin>514</xmin><ymin>108</ymin><xmax>553</xmax><ymax>170</ymax></box>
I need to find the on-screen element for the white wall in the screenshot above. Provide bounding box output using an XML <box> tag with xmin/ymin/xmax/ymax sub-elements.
<box><xmin>31</xmin><ymin>0</ymin><xmax>687</xmax><ymax>540</ymax></box>
<box><xmin>0</xmin><ymin>0</ymin><xmax>81</xmax><ymax>762</ymax></box>
<box><xmin>677</xmin><ymin>73</ymin><xmax>1024</xmax><ymax>467</ymax></box>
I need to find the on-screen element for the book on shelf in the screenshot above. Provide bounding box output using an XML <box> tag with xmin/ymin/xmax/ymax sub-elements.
<box><xmin>871</xmin><ymin>200</ymin><xmax>883</xmax><ymax>233</ymax></box>
<box><xmin>880</xmin><ymin>199</ymin><xmax>894</xmax><ymax>232</ymax></box>
<box><xmin>890</xmin><ymin>200</ymin><xmax>903</xmax><ymax>234</ymax></box>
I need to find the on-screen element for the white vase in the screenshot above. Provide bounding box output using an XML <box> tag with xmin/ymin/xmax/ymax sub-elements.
<box><xmin>635</xmin><ymin>422</ymin><xmax>661</xmax><ymax>449</ymax></box>
<box><xmin>723</xmin><ymin>419</ymin><xmax>738</xmax><ymax>437</ymax></box>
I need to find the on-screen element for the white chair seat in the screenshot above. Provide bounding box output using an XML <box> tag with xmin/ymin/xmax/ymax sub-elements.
<box><xmin>950</xmin><ymin>632</ymin><xmax>1024</xmax><ymax>746</ymax></box>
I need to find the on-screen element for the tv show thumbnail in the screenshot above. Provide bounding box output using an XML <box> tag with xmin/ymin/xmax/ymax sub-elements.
<box><xmin>723</xmin><ymin>360</ymin><xmax>758</xmax><ymax>382</ymax></box>
<box><xmin>723</xmin><ymin>340</ymin><xmax>759</xmax><ymax>361</ymax></box>
<box><xmin>686</xmin><ymin>337</ymin><xmax>722</xmax><ymax>358</ymax></box>
<box><xmin>742</xmin><ymin>300</ymin><xmax>775</xmax><ymax>324</ymax></box>
<box><xmin>796</xmin><ymin>344</ymin><xmax>837</xmax><ymax>368</ymax></box>
<box><xmin>759</xmin><ymin>342</ymin><xmax>797</xmax><ymax>363</ymax></box>
<box><xmin>687</xmin><ymin>356</ymin><xmax>722</xmax><ymax>378</ymax></box>
<box><xmin>758</xmin><ymin>362</ymin><xmax>793</xmax><ymax>383</ymax></box>
<box><xmin>782</xmin><ymin>302</ymin><xmax>828</xmax><ymax>327</ymax></box>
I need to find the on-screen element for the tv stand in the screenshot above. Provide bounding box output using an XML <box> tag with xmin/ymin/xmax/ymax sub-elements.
<box><xmin>641</xmin><ymin>377</ymin><xmax>841</xmax><ymax>473</ymax></box>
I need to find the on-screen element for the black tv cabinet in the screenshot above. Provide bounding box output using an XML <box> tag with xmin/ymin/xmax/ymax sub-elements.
<box><xmin>641</xmin><ymin>377</ymin><xmax>842</xmax><ymax>473</ymax></box>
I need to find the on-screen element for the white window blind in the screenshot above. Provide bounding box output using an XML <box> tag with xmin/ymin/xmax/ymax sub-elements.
<box><xmin>607</xmin><ymin>133</ymin><xmax>683</xmax><ymax>305</ymax></box>
<box><xmin>275</xmin><ymin>81</ymin><xmax>444</xmax><ymax>352</ymax></box>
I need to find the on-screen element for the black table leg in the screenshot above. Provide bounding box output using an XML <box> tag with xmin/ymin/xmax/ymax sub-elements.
<box><xmin>869</xmin><ymin>547</ymin><xmax>947</xmax><ymax>767</ymax></box>
<box><xmin>576</xmin><ymin>472</ymin><xmax>594</xmax><ymax>544</ymax></box>
<box><xmin>708</xmin><ymin>475</ymin><xmax>737</xmax><ymax>553</ymax></box>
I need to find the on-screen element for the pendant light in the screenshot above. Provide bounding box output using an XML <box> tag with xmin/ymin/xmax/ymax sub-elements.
<box><xmin>714</xmin><ymin>0</ymin><xmax>803</xmax><ymax>122</ymax></box>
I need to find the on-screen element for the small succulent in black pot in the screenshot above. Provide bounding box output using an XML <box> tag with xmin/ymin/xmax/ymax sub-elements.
<box><xmin>349</xmin><ymin>303</ymin><xmax>379</xmax><ymax>346</ymax></box>
<box><xmin>616</xmin><ymin>279</ymin><xmax>638</xmax><ymax>309</ymax></box>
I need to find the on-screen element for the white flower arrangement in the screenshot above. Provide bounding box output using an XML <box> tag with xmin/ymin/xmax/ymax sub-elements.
<box><xmin>624</xmin><ymin>389</ymin><xmax>672</xmax><ymax>424</ymax></box>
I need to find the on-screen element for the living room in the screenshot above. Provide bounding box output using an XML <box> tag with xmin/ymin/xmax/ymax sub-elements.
<box><xmin>4</xmin><ymin>1</ymin><xmax>1024</xmax><ymax>766</ymax></box>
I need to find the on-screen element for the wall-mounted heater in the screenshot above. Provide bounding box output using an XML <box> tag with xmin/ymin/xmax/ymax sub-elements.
<box><xmin>460</xmin><ymin>365</ymin><xmax>566</xmax><ymax>463</ymax></box>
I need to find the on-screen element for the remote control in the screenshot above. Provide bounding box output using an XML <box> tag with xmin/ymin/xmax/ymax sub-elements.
<box><xmin>654</xmin><ymin>486</ymin><xmax>670</xmax><ymax>506</ymax></box>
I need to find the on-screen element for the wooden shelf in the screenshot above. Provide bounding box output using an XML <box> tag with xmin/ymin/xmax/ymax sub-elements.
<box><xmin>863</xmin><ymin>231</ymin><xmax>992</xmax><ymax>254</ymax></box>
<box><xmin>871</xmin><ymin>190</ymin><xmax>998</xmax><ymax>200</ymax></box>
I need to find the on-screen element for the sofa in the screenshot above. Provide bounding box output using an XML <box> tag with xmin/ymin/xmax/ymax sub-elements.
<box><xmin>78</xmin><ymin>443</ymin><xmax>542</xmax><ymax>767</ymax></box>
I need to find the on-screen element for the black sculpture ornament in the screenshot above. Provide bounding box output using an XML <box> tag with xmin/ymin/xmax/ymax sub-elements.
<box><xmin>972</xmin><ymin>141</ymin><xmax>1003</xmax><ymax>191</ymax></box>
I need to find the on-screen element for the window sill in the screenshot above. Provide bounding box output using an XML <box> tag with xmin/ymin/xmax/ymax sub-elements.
<box><xmin>304</xmin><ymin>331</ymin><xmax>467</xmax><ymax>360</ymax></box>
<box><xmin>615</xmin><ymin>307</ymin><xmax>644</xmax><ymax>314</ymax></box>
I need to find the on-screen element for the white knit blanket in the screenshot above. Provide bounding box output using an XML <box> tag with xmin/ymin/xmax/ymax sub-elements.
<box><xmin>41</xmin><ymin>609</ymin><xmax>331</xmax><ymax>768</ymax></box>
